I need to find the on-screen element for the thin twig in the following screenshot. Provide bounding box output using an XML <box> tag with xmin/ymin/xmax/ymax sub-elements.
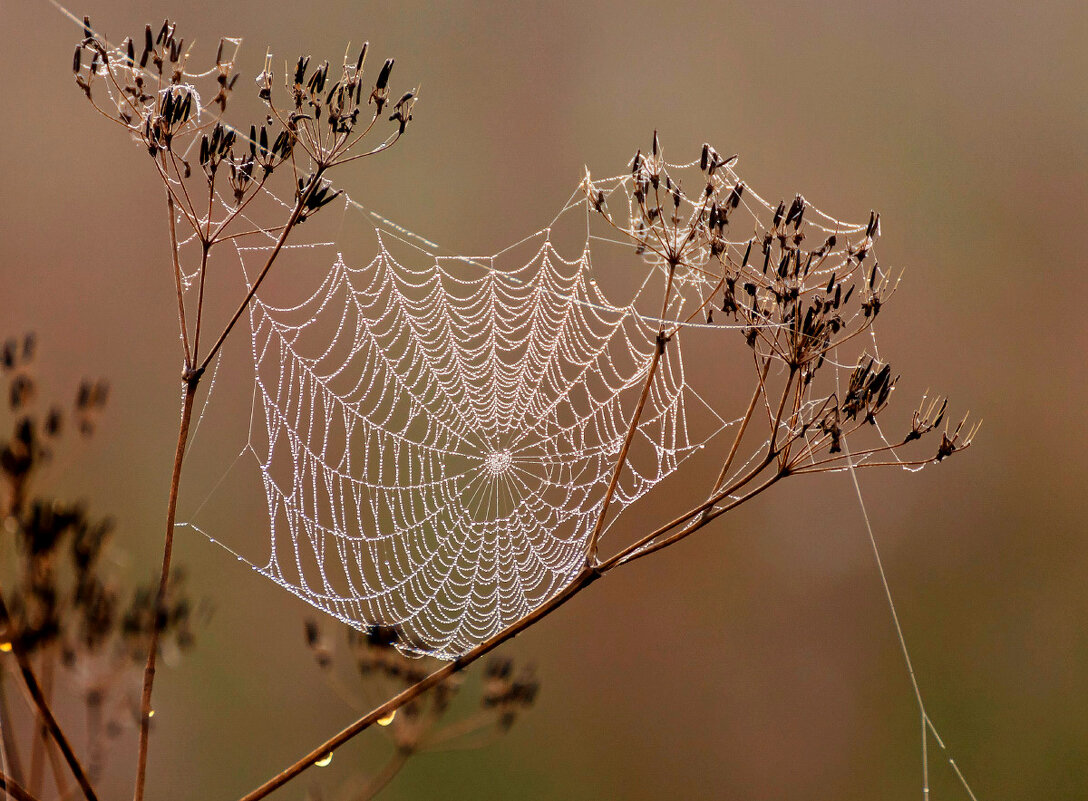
<box><xmin>165</xmin><ymin>190</ymin><xmax>192</xmax><ymax>369</ymax></box>
<box><xmin>197</xmin><ymin>176</ymin><xmax>320</xmax><ymax>373</ymax></box>
<box><xmin>0</xmin><ymin>592</ymin><xmax>97</xmax><ymax>801</ymax></box>
<box><xmin>0</xmin><ymin>668</ymin><xmax>25</xmax><ymax>788</ymax></box>
<box><xmin>239</xmin><ymin>466</ymin><xmax>787</xmax><ymax>801</ymax></box>
<box><xmin>237</xmin><ymin>568</ymin><xmax>601</xmax><ymax>801</ymax></box>
<box><xmin>705</xmin><ymin>357</ymin><xmax>770</xmax><ymax>504</ymax></box>
<box><xmin>27</xmin><ymin>657</ymin><xmax>50</xmax><ymax>796</ymax></box>
<box><xmin>585</xmin><ymin>262</ymin><xmax>677</xmax><ymax>565</ymax></box>
<box><xmin>0</xmin><ymin>770</ymin><xmax>42</xmax><ymax>801</ymax></box>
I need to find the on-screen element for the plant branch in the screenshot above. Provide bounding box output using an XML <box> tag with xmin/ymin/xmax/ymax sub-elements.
<box><xmin>0</xmin><ymin>593</ymin><xmax>97</xmax><ymax>801</ymax></box>
<box><xmin>240</xmin><ymin>449</ymin><xmax>793</xmax><ymax>801</ymax></box>
<box><xmin>237</xmin><ymin>568</ymin><xmax>601</xmax><ymax>801</ymax></box>
<box><xmin>0</xmin><ymin>668</ymin><xmax>25</xmax><ymax>788</ymax></box>
<box><xmin>165</xmin><ymin>190</ymin><xmax>192</xmax><ymax>369</ymax></box>
<box><xmin>706</xmin><ymin>357</ymin><xmax>770</xmax><ymax>504</ymax></box>
<box><xmin>585</xmin><ymin>263</ymin><xmax>676</xmax><ymax>565</ymax></box>
<box><xmin>0</xmin><ymin>770</ymin><xmax>42</xmax><ymax>801</ymax></box>
<box><xmin>132</xmin><ymin>374</ymin><xmax>199</xmax><ymax>801</ymax></box>
<box><xmin>27</xmin><ymin>656</ymin><xmax>50</xmax><ymax>797</ymax></box>
<box><xmin>615</xmin><ymin>472</ymin><xmax>783</xmax><ymax>566</ymax></box>
<box><xmin>196</xmin><ymin>174</ymin><xmax>320</xmax><ymax>373</ymax></box>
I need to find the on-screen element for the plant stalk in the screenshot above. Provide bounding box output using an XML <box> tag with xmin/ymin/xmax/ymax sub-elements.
<box><xmin>0</xmin><ymin>770</ymin><xmax>41</xmax><ymax>801</ymax></box>
<box><xmin>132</xmin><ymin>374</ymin><xmax>199</xmax><ymax>801</ymax></box>
<box><xmin>0</xmin><ymin>592</ymin><xmax>97</xmax><ymax>801</ymax></box>
<box><xmin>585</xmin><ymin>263</ymin><xmax>677</xmax><ymax>564</ymax></box>
<box><xmin>239</xmin><ymin>458</ymin><xmax>786</xmax><ymax>801</ymax></box>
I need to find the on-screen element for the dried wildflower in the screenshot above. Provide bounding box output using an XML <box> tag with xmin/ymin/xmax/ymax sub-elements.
<box><xmin>583</xmin><ymin>136</ymin><xmax>976</xmax><ymax>484</ymax></box>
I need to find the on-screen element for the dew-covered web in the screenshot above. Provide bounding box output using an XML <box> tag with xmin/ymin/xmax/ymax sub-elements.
<box><xmin>181</xmin><ymin>157</ymin><xmax>905</xmax><ymax>662</ymax></box>
<box><xmin>235</xmin><ymin>179</ymin><xmax>740</xmax><ymax>660</ymax></box>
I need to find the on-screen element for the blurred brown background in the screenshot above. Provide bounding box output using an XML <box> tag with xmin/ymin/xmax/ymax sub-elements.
<box><xmin>2</xmin><ymin>0</ymin><xmax>1086</xmax><ymax>799</ymax></box>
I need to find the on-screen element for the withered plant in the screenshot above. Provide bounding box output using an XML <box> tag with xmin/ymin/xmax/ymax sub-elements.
<box><xmin>1</xmin><ymin>13</ymin><xmax>978</xmax><ymax>801</ymax></box>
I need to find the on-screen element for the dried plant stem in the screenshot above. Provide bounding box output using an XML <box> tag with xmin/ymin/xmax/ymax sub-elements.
<box><xmin>0</xmin><ymin>770</ymin><xmax>42</xmax><ymax>801</ymax></box>
<box><xmin>166</xmin><ymin>190</ymin><xmax>192</xmax><ymax>368</ymax></box>
<box><xmin>41</xmin><ymin>735</ymin><xmax>68</xmax><ymax>801</ymax></box>
<box><xmin>196</xmin><ymin>176</ymin><xmax>322</xmax><ymax>374</ymax></box>
<box><xmin>585</xmin><ymin>263</ymin><xmax>677</xmax><ymax>565</ymax></box>
<box><xmin>239</xmin><ymin>462</ymin><xmax>780</xmax><ymax>801</ymax></box>
<box><xmin>0</xmin><ymin>592</ymin><xmax>97</xmax><ymax>801</ymax></box>
<box><xmin>706</xmin><ymin>358</ymin><xmax>771</xmax><ymax>505</ymax></box>
<box><xmin>27</xmin><ymin>657</ymin><xmax>52</xmax><ymax>796</ymax></box>
<box><xmin>0</xmin><ymin>670</ymin><xmax>26</xmax><ymax>787</ymax></box>
<box><xmin>132</xmin><ymin>374</ymin><xmax>197</xmax><ymax>801</ymax></box>
<box><xmin>237</xmin><ymin>569</ymin><xmax>599</xmax><ymax>801</ymax></box>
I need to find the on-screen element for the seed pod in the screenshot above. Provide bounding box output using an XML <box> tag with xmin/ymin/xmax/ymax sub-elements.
<box><xmin>376</xmin><ymin>58</ymin><xmax>394</xmax><ymax>89</ymax></box>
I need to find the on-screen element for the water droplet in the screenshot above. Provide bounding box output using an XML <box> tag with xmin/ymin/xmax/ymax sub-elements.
<box><xmin>315</xmin><ymin>753</ymin><xmax>333</xmax><ymax>767</ymax></box>
<box><xmin>377</xmin><ymin>710</ymin><xmax>396</xmax><ymax>726</ymax></box>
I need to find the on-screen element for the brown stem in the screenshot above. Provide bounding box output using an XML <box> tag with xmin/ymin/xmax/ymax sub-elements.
<box><xmin>0</xmin><ymin>668</ymin><xmax>25</xmax><ymax>787</ymax></box>
<box><xmin>617</xmin><ymin>473</ymin><xmax>782</xmax><ymax>566</ymax></box>
<box><xmin>132</xmin><ymin>374</ymin><xmax>199</xmax><ymax>801</ymax></box>
<box><xmin>601</xmin><ymin>448</ymin><xmax>777</xmax><ymax>572</ymax></box>
<box><xmin>42</xmin><ymin>728</ymin><xmax>69</xmax><ymax>801</ymax></box>
<box><xmin>197</xmin><ymin>172</ymin><xmax>321</xmax><ymax>373</ymax></box>
<box><xmin>166</xmin><ymin>190</ymin><xmax>192</xmax><ymax>368</ymax></box>
<box><xmin>704</xmin><ymin>357</ymin><xmax>771</xmax><ymax>510</ymax></box>
<box><xmin>0</xmin><ymin>593</ymin><xmax>97</xmax><ymax>801</ymax></box>
<box><xmin>769</xmin><ymin>367</ymin><xmax>796</xmax><ymax>460</ymax></box>
<box><xmin>0</xmin><ymin>770</ymin><xmax>42</xmax><ymax>801</ymax></box>
<box><xmin>238</xmin><ymin>568</ymin><xmax>601</xmax><ymax>801</ymax></box>
<box><xmin>27</xmin><ymin>658</ymin><xmax>52</xmax><ymax>796</ymax></box>
<box><xmin>585</xmin><ymin>263</ymin><xmax>676</xmax><ymax>564</ymax></box>
<box><xmin>240</xmin><ymin>458</ymin><xmax>787</xmax><ymax>801</ymax></box>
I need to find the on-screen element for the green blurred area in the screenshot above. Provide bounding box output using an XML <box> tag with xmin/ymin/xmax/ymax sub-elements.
<box><xmin>1</xmin><ymin>0</ymin><xmax>1086</xmax><ymax>799</ymax></box>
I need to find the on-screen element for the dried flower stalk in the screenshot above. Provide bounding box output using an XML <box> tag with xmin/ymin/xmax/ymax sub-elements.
<box><xmin>72</xmin><ymin>16</ymin><xmax>415</xmax><ymax>801</ymax></box>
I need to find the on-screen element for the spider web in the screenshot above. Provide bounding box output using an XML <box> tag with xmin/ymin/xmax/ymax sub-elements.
<box><xmin>199</xmin><ymin>151</ymin><xmax>898</xmax><ymax>660</ymax></box>
<box><xmin>238</xmin><ymin>181</ymin><xmax>735</xmax><ymax>659</ymax></box>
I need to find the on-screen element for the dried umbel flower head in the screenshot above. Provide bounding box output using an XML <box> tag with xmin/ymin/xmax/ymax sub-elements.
<box><xmin>583</xmin><ymin>135</ymin><xmax>977</xmax><ymax>488</ymax></box>
<box><xmin>75</xmin><ymin>18</ymin><xmax>414</xmax><ymax>180</ymax></box>
<box><xmin>73</xmin><ymin>18</ymin><xmax>416</xmax><ymax>389</ymax></box>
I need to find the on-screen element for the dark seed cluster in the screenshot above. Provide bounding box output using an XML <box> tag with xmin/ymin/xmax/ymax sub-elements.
<box><xmin>584</xmin><ymin>135</ymin><xmax>977</xmax><ymax>476</ymax></box>
<box><xmin>74</xmin><ymin>17</ymin><xmax>414</xmax><ymax>232</ymax></box>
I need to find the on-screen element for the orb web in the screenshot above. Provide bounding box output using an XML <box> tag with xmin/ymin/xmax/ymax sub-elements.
<box><xmin>241</xmin><ymin>188</ymin><xmax>732</xmax><ymax>659</ymax></box>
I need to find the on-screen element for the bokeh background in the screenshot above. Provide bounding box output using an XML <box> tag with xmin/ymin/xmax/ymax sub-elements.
<box><xmin>2</xmin><ymin>0</ymin><xmax>1086</xmax><ymax>799</ymax></box>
